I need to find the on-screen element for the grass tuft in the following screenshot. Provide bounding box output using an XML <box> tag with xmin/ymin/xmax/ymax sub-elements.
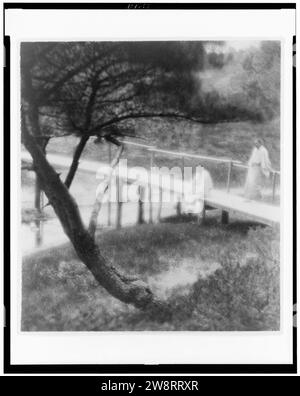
<box><xmin>22</xmin><ymin>219</ymin><xmax>279</xmax><ymax>331</ymax></box>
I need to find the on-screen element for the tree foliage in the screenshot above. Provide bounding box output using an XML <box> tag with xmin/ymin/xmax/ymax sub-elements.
<box><xmin>198</xmin><ymin>41</ymin><xmax>281</xmax><ymax>122</ymax></box>
<box><xmin>21</xmin><ymin>41</ymin><xmax>209</xmax><ymax>140</ymax></box>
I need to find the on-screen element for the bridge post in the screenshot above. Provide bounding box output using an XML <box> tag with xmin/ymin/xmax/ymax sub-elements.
<box><xmin>116</xmin><ymin>176</ymin><xmax>123</xmax><ymax>229</ymax></box>
<box><xmin>221</xmin><ymin>210</ymin><xmax>229</xmax><ymax>225</ymax></box>
<box><xmin>157</xmin><ymin>174</ymin><xmax>163</xmax><ymax>222</ymax></box>
<box><xmin>137</xmin><ymin>185</ymin><xmax>145</xmax><ymax>224</ymax></box>
<box><xmin>176</xmin><ymin>156</ymin><xmax>185</xmax><ymax>216</ymax></box>
<box><xmin>226</xmin><ymin>160</ymin><xmax>233</xmax><ymax>193</ymax></box>
<box><xmin>176</xmin><ymin>201</ymin><xmax>182</xmax><ymax>216</ymax></box>
<box><xmin>34</xmin><ymin>174</ymin><xmax>43</xmax><ymax>214</ymax></box>
<box><xmin>272</xmin><ymin>172</ymin><xmax>277</xmax><ymax>203</ymax></box>
<box><xmin>199</xmin><ymin>204</ymin><xmax>206</xmax><ymax>225</ymax></box>
<box><xmin>148</xmin><ymin>150</ymin><xmax>154</xmax><ymax>223</ymax></box>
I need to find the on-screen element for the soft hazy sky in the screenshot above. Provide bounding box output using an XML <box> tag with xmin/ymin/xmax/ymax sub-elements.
<box><xmin>206</xmin><ymin>41</ymin><xmax>261</xmax><ymax>53</ymax></box>
<box><xmin>224</xmin><ymin>40</ymin><xmax>261</xmax><ymax>51</ymax></box>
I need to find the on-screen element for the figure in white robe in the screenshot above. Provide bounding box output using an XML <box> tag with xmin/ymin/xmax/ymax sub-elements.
<box><xmin>244</xmin><ymin>138</ymin><xmax>272</xmax><ymax>200</ymax></box>
<box><xmin>181</xmin><ymin>166</ymin><xmax>213</xmax><ymax>214</ymax></box>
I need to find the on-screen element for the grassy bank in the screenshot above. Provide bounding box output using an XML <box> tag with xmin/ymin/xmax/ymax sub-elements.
<box><xmin>47</xmin><ymin>119</ymin><xmax>280</xmax><ymax>167</ymax></box>
<box><xmin>22</xmin><ymin>217</ymin><xmax>280</xmax><ymax>331</ymax></box>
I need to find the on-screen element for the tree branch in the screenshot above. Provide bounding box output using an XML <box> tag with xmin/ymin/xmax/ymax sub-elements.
<box><xmin>88</xmin><ymin>143</ymin><xmax>124</xmax><ymax>239</ymax></box>
<box><xmin>63</xmin><ymin>77</ymin><xmax>101</xmax><ymax>189</ymax></box>
<box><xmin>37</xmin><ymin>46</ymin><xmax>119</xmax><ymax>103</ymax></box>
<box><xmin>90</xmin><ymin>112</ymin><xmax>242</xmax><ymax>133</ymax></box>
<box><xmin>64</xmin><ymin>135</ymin><xmax>89</xmax><ymax>189</ymax></box>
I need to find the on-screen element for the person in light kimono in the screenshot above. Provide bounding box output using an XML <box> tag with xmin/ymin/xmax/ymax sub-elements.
<box><xmin>244</xmin><ymin>138</ymin><xmax>273</xmax><ymax>200</ymax></box>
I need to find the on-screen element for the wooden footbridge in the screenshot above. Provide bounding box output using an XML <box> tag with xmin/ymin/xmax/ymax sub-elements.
<box><xmin>21</xmin><ymin>141</ymin><xmax>280</xmax><ymax>228</ymax></box>
<box><xmin>119</xmin><ymin>140</ymin><xmax>280</xmax><ymax>227</ymax></box>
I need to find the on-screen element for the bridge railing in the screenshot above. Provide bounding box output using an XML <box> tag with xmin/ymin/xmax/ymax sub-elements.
<box><xmin>231</xmin><ymin>162</ymin><xmax>280</xmax><ymax>203</ymax></box>
<box><xmin>121</xmin><ymin>140</ymin><xmax>280</xmax><ymax>203</ymax></box>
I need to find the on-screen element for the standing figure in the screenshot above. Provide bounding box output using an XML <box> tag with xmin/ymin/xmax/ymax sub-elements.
<box><xmin>244</xmin><ymin>138</ymin><xmax>272</xmax><ymax>200</ymax></box>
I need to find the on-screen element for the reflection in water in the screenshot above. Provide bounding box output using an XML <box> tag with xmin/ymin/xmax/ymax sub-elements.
<box><xmin>29</xmin><ymin>219</ymin><xmax>44</xmax><ymax>248</ymax></box>
<box><xmin>35</xmin><ymin>219</ymin><xmax>43</xmax><ymax>247</ymax></box>
<box><xmin>22</xmin><ymin>201</ymin><xmax>176</xmax><ymax>254</ymax></box>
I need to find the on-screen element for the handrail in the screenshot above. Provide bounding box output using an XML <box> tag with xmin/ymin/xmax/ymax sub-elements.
<box><xmin>122</xmin><ymin>140</ymin><xmax>232</xmax><ymax>163</ymax></box>
<box><xmin>122</xmin><ymin>140</ymin><xmax>156</xmax><ymax>150</ymax></box>
<box><xmin>232</xmin><ymin>162</ymin><xmax>280</xmax><ymax>175</ymax></box>
<box><xmin>121</xmin><ymin>139</ymin><xmax>280</xmax><ymax>175</ymax></box>
<box><xmin>148</xmin><ymin>147</ymin><xmax>241</xmax><ymax>165</ymax></box>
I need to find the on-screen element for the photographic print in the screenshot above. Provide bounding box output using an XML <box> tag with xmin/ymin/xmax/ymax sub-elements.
<box><xmin>20</xmin><ymin>39</ymin><xmax>281</xmax><ymax>332</ymax></box>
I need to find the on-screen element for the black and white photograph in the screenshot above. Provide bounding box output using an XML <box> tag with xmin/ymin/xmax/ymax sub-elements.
<box><xmin>3</xmin><ymin>3</ymin><xmax>296</xmax><ymax>372</ymax></box>
<box><xmin>20</xmin><ymin>39</ymin><xmax>281</xmax><ymax>332</ymax></box>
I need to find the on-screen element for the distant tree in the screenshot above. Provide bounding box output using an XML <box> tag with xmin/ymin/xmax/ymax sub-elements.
<box><xmin>207</xmin><ymin>51</ymin><xmax>226</xmax><ymax>69</ymax></box>
<box><xmin>197</xmin><ymin>41</ymin><xmax>281</xmax><ymax>122</ymax></box>
<box><xmin>241</xmin><ymin>41</ymin><xmax>280</xmax><ymax>120</ymax></box>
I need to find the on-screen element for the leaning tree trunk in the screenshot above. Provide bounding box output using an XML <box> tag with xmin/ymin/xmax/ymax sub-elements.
<box><xmin>43</xmin><ymin>136</ymin><xmax>88</xmax><ymax>210</ymax></box>
<box><xmin>22</xmin><ymin>108</ymin><xmax>169</xmax><ymax>315</ymax></box>
<box><xmin>34</xmin><ymin>174</ymin><xmax>42</xmax><ymax>214</ymax></box>
<box><xmin>34</xmin><ymin>139</ymin><xmax>48</xmax><ymax>213</ymax></box>
<box><xmin>64</xmin><ymin>135</ymin><xmax>89</xmax><ymax>189</ymax></box>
